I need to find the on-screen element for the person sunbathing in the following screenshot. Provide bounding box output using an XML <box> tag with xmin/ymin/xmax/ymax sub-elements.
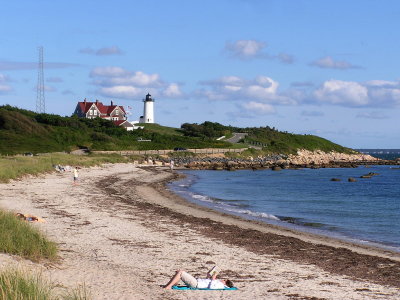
<box><xmin>163</xmin><ymin>269</ymin><xmax>234</xmax><ymax>289</ymax></box>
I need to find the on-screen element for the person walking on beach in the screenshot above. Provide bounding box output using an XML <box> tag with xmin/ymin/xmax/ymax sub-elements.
<box><xmin>73</xmin><ymin>167</ymin><xmax>79</xmax><ymax>185</ymax></box>
<box><xmin>163</xmin><ymin>269</ymin><xmax>234</xmax><ymax>289</ymax></box>
<box><xmin>170</xmin><ymin>159</ymin><xmax>174</xmax><ymax>171</ymax></box>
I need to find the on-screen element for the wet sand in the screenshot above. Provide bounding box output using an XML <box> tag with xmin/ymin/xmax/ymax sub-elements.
<box><xmin>0</xmin><ymin>163</ymin><xmax>399</xmax><ymax>299</ymax></box>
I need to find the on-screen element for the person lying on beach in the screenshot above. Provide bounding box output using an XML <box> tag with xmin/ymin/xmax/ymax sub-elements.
<box><xmin>163</xmin><ymin>269</ymin><xmax>234</xmax><ymax>289</ymax></box>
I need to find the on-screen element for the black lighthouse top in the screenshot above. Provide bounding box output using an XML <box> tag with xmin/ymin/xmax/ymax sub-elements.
<box><xmin>144</xmin><ymin>93</ymin><xmax>154</xmax><ymax>102</ymax></box>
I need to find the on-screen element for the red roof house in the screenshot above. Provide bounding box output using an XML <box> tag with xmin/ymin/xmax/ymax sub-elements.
<box><xmin>73</xmin><ymin>99</ymin><xmax>131</xmax><ymax>128</ymax></box>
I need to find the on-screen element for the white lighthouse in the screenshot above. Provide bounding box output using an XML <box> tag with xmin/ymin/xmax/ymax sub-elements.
<box><xmin>139</xmin><ymin>93</ymin><xmax>155</xmax><ymax>123</ymax></box>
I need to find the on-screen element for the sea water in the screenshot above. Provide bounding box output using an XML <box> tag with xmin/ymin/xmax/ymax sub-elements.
<box><xmin>169</xmin><ymin>165</ymin><xmax>400</xmax><ymax>252</ymax></box>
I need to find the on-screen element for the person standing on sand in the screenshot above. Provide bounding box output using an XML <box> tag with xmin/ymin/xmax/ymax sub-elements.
<box><xmin>73</xmin><ymin>167</ymin><xmax>79</xmax><ymax>185</ymax></box>
<box><xmin>170</xmin><ymin>159</ymin><xmax>174</xmax><ymax>171</ymax></box>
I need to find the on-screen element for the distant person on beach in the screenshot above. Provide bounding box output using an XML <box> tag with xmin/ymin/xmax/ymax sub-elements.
<box><xmin>170</xmin><ymin>160</ymin><xmax>174</xmax><ymax>171</ymax></box>
<box><xmin>73</xmin><ymin>167</ymin><xmax>79</xmax><ymax>185</ymax></box>
<box><xmin>163</xmin><ymin>269</ymin><xmax>234</xmax><ymax>289</ymax></box>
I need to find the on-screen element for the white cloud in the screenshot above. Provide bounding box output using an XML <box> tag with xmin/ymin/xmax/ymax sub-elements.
<box><xmin>0</xmin><ymin>84</ymin><xmax>12</xmax><ymax>94</ymax></box>
<box><xmin>309</xmin><ymin>79</ymin><xmax>400</xmax><ymax>107</ymax></box>
<box><xmin>242</xmin><ymin>101</ymin><xmax>275</xmax><ymax>114</ymax></box>
<box><xmin>104</xmin><ymin>72</ymin><xmax>161</xmax><ymax>87</ymax></box>
<box><xmin>313</xmin><ymin>80</ymin><xmax>369</xmax><ymax>106</ymax></box>
<box><xmin>163</xmin><ymin>83</ymin><xmax>183</xmax><ymax>97</ymax></box>
<box><xmin>90</xmin><ymin>66</ymin><xmax>183</xmax><ymax>100</ymax></box>
<box><xmin>224</xmin><ymin>40</ymin><xmax>294</xmax><ymax>64</ymax></box>
<box><xmin>364</xmin><ymin>80</ymin><xmax>399</xmax><ymax>87</ymax></box>
<box><xmin>90</xmin><ymin>67</ymin><xmax>130</xmax><ymax>77</ymax></box>
<box><xmin>225</xmin><ymin>40</ymin><xmax>266</xmax><ymax>59</ymax></box>
<box><xmin>368</xmin><ymin>86</ymin><xmax>400</xmax><ymax>106</ymax></box>
<box><xmin>197</xmin><ymin>75</ymin><xmax>295</xmax><ymax>105</ymax></box>
<box><xmin>310</xmin><ymin>56</ymin><xmax>361</xmax><ymax>70</ymax></box>
<box><xmin>79</xmin><ymin>46</ymin><xmax>123</xmax><ymax>56</ymax></box>
<box><xmin>99</xmin><ymin>86</ymin><xmax>143</xmax><ymax>99</ymax></box>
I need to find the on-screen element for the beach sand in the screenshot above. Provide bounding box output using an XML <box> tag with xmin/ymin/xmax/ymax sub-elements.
<box><xmin>0</xmin><ymin>163</ymin><xmax>399</xmax><ymax>299</ymax></box>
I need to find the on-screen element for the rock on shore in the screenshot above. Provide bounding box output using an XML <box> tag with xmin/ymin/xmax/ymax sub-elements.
<box><xmin>286</xmin><ymin>150</ymin><xmax>379</xmax><ymax>165</ymax></box>
<box><xmin>165</xmin><ymin>149</ymin><xmax>384</xmax><ymax>170</ymax></box>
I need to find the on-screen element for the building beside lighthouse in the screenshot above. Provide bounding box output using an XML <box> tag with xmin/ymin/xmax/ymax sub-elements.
<box><xmin>139</xmin><ymin>93</ymin><xmax>155</xmax><ymax>123</ymax></box>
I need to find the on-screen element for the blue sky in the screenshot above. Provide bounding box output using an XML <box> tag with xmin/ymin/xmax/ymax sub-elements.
<box><xmin>1</xmin><ymin>0</ymin><xmax>399</xmax><ymax>148</ymax></box>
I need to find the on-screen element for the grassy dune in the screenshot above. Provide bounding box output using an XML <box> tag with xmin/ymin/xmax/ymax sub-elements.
<box><xmin>0</xmin><ymin>210</ymin><xmax>57</xmax><ymax>261</ymax></box>
<box><xmin>0</xmin><ymin>153</ymin><xmax>129</xmax><ymax>183</ymax></box>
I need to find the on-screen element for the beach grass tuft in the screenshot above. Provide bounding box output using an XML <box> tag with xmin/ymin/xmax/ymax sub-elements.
<box><xmin>60</xmin><ymin>283</ymin><xmax>91</xmax><ymax>300</ymax></box>
<box><xmin>0</xmin><ymin>268</ymin><xmax>92</xmax><ymax>300</ymax></box>
<box><xmin>0</xmin><ymin>268</ymin><xmax>53</xmax><ymax>300</ymax></box>
<box><xmin>0</xmin><ymin>210</ymin><xmax>58</xmax><ymax>261</ymax></box>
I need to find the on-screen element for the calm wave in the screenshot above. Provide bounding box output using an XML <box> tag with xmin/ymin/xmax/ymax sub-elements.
<box><xmin>169</xmin><ymin>165</ymin><xmax>400</xmax><ymax>252</ymax></box>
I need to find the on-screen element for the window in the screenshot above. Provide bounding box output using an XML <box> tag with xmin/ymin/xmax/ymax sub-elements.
<box><xmin>94</xmin><ymin>110</ymin><xmax>97</xmax><ymax>115</ymax></box>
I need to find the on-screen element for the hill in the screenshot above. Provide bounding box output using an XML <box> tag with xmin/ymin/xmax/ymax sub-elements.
<box><xmin>180</xmin><ymin>121</ymin><xmax>353</xmax><ymax>154</ymax></box>
<box><xmin>0</xmin><ymin>106</ymin><xmax>230</xmax><ymax>155</ymax></box>
<box><xmin>0</xmin><ymin>105</ymin><xmax>353</xmax><ymax>155</ymax></box>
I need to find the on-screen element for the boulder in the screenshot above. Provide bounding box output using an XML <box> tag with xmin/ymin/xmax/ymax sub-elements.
<box><xmin>330</xmin><ymin>178</ymin><xmax>341</xmax><ymax>181</ymax></box>
<box><xmin>348</xmin><ymin>177</ymin><xmax>357</xmax><ymax>182</ymax></box>
<box><xmin>360</xmin><ymin>172</ymin><xmax>379</xmax><ymax>178</ymax></box>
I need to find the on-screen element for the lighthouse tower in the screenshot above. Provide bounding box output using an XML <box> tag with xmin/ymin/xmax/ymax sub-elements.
<box><xmin>139</xmin><ymin>93</ymin><xmax>155</xmax><ymax>123</ymax></box>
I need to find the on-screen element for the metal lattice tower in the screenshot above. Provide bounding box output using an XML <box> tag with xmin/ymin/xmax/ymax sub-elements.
<box><xmin>36</xmin><ymin>46</ymin><xmax>45</xmax><ymax>113</ymax></box>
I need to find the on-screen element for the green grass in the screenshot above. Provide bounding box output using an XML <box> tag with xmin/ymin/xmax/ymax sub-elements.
<box><xmin>0</xmin><ymin>153</ymin><xmax>129</xmax><ymax>183</ymax></box>
<box><xmin>0</xmin><ymin>269</ymin><xmax>53</xmax><ymax>300</ymax></box>
<box><xmin>244</xmin><ymin>131</ymin><xmax>353</xmax><ymax>155</ymax></box>
<box><xmin>0</xmin><ymin>210</ymin><xmax>58</xmax><ymax>261</ymax></box>
<box><xmin>0</xmin><ymin>268</ymin><xmax>91</xmax><ymax>300</ymax></box>
<box><xmin>0</xmin><ymin>106</ymin><xmax>355</xmax><ymax>155</ymax></box>
<box><xmin>139</xmin><ymin>123</ymin><xmax>183</xmax><ymax>136</ymax></box>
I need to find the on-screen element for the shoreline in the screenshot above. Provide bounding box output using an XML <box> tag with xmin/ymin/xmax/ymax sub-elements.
<box><xmin>143</xmin><ymin>168</ymin><xmax>400</xmax><ymax>282</ymax></box>
<box><xmin>0</xmin><ymin>163</ymin><xmax>399</xmax><ymax>299</ymax></box>
<box><xmin>168</xmin><ymin>167</ymin><xmax>400</xmax><ymax>254</ymax></box>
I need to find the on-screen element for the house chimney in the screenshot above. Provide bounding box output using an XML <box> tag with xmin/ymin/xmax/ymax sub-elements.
<box><xmin>96</xmin><ymin>99</ymin><xmax>99</xmax><ymax>104</ymax></box>
<box><xmin>84</xmin><ymin>98</ymin><xmax>86</xmax><ymax>103</ymax></box>
<box><xmin>111</xmin><ymin>100</ymin><xmax>114</xmax><ymax>106</ymax></box>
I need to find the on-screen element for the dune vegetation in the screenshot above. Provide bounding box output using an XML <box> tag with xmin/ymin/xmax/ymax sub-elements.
<box><xmin>0</xmin><ymin>268</ymin><xmax>91</xmax><ymax>300</ymax></box>
<box><xmin>0</xmin><ymin>210</ymin><xmax>57</xmax><ymax>261</ymax></box>
<box><xmin>0</xmin><ymin>152</ymin><xmax>133</xmax><ymax>183</ymax></box>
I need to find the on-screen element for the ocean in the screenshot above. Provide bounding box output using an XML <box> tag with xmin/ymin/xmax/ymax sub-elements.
<box><xmin>169</xmin><ymin>164</ymin><xmax>400</xmax><ymax>252</ymax></box>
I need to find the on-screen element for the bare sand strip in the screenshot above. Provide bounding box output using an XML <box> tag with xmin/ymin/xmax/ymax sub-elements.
<box><xmin>0</xmin><ymin>163</ymin><xmax>399</xmax><ymax>300</ymax></box>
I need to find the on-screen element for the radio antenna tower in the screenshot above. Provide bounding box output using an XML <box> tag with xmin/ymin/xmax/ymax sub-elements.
<box><xmin>36</xmin><ymin>46</ymin><xmax>45</xmax><ymax>113</ymax></box>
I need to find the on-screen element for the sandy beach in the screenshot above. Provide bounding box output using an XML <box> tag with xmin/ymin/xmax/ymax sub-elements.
<box><xmin>1</xmin><ymin>163</ymin><xmax>399</xmax><ymax>300</ymax></box>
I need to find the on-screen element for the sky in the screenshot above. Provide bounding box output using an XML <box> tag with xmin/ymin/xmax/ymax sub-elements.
<box><xmin>1</xmin><ymin>0</ymin><xmax>399</xmax><ymax>148</ymax></box>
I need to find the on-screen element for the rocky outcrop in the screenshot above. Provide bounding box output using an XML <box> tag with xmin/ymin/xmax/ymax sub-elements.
<box><xmin>286</xmin><ymin>150</ymin><xmax>379</xmax><ymax>166</ymax></box>
<box><xmin>158</xmin><ymin>149</ymin><xmax>386</xmax><ymax>170</ymax></box>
